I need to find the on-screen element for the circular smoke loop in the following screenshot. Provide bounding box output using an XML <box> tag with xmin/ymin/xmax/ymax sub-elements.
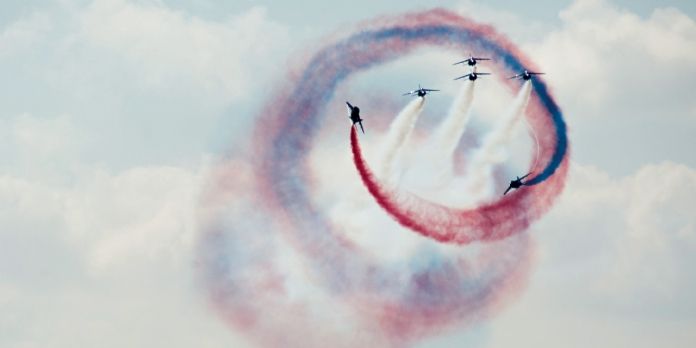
<box><xmin>197</xmin><ymin>8</ymin><xmax>569</xmax><ymax>348</ymax></box>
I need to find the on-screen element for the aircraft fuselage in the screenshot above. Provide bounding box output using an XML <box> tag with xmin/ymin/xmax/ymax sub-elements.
<box><xmin>350</xmin><ymin>108</ymin><xmax>361</xmax><ymax>123</ymax></box>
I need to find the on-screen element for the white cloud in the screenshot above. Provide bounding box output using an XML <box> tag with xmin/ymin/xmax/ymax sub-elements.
<box><xmin>76</xmin><ymin>0</ymin><xmax>289</xmax><ymax>103</ymax></box>
<box><xmin>456</xmin><ymin>0</ymin><xmax>696</xmax><ymax>173</ymax></box>
<box><xmin>457</xmin><ymin>0</ymin><xmax>555</xmax><ymax>43</ymax></box>
<box><xmin>531</xmin><ymin>0</ymin><xmax>696</xmax><ymax>108</ymax></box>
<box><xmin>0</xmin><ymin>162</ymin><xmax>237</xmax><ymax>348</ymax></box>
<box><xmin>0</xmin><ymin>2</ymin><xmax>294</xmax><ymax>345</ymax></box>
<box><xmin>0</xmin><ymin>163</ymin><xmax>202</xmax><ymax>272</ymax></box>
<box><xmin>0</xmin><ymin>0</ymin><xmax>292</xmax><ymax>172</ymax></box>
<box><xmin>480</xmin><ymin>161</ymin><xmax>696</xmax><ymax>348</ymax></box>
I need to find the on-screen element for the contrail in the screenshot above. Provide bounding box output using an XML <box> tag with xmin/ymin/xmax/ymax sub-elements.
<box><xmin>377</xmin><ymin>97</ymin><xmax>425</xmax><ymax>183</ymax></box>
<box><xmin>463</xmin><ymin>81</ymin><xmax>532</xmax><ymax>201</ymax></box>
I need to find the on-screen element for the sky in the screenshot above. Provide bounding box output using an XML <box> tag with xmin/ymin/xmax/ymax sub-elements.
<box><xmin>1</xmin><ymin>0</ymin><xmax>695</xmax><ymax>347</ymax></box>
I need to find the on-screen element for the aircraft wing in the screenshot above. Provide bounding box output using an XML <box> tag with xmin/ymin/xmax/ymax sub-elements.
<box><xmin>476</xmin><ymin>73</ymin><xmax>491</xmax><ymax>75</ymax></box>
<box><xmin>423</xmin><ymin>89</ymin><xmax>440</xmax><ymax>92</ymax></box>
<box><xmin>529</xmin><ymin>72</ymin><xmax>545</xmax><ymax>75</ymax></box>
<box><xmin>358</xmin><ymin>121</ymin><xmax>365</xmax><ymax>134</ymax></box>
<box><xmin>508</xmin><ymin>74</ymin><xmax>522</xmax><ymax>79</ymax></box>
<box><xmin>346</xmin><ymin>101</ymin><xmax>353</xmax><ymax>111</ymax></box>
<box><xmin>454</xmin><ymin>74</ymin><xmax>471</xmax><ymax>80</ymax></box>
<box><xmin>402</xmin><ymin>91</ymin><xmax>415</xmax><ymax>96</ymax></box>
<box><xmin>474</xmin><ymin>57</ymin><xmax>490</xmax><ymax>60</ymax></box>
<box><xmin>520</xmin><ymin>172</ymin><xmax>532</xmax><ymax>180</ymax></box>
<box><xmin>503</xmin><ymin>186</ymin><xmax>512</xmax><ymax>195</ymax></box>
<box><xmin>453</xmin><ymin>60</ymin><xmax>467</xmax><ymax>65</ymax></box>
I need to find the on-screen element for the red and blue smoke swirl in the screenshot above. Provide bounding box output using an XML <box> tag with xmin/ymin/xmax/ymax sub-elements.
<box><xmin>197</xmin><ymin>8</ymin><xmax>568</xmax><ymax>347</ymax></box>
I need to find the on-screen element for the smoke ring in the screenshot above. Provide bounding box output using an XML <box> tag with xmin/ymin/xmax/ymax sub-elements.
<box><xmin>257</xmin><ymin>9</ymin><xmax>569</xmax><ymax>244</ymax></box>
<box><xmin>198</xmin><ymin>8</ymin><xmax>567</xmax><ymax>347</ymax></box>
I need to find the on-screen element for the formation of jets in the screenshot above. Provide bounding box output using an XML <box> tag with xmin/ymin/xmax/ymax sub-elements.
<box><xmin>346</xmin><ymin>53</ymin><xmax>544</xmax><ymax>195</ymax></box>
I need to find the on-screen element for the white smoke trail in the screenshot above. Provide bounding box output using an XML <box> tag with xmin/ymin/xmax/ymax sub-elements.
<box><xmin>431</xmin><ymin>80</ymin><xmax>475</xmax><ymax>167</ymax></box>
<box><xmin>377</xmin><ymin>97</ymin><xmax>425</xmax><ymax>183</ymax></box>
<box><xmin>463</xmin><ymin>81</ymin><xmax>533</xmax><ymax>202</ymax></box>
<box><xmin>405</xmin><ymin>80</ymin><xmax>475</xmax><ymax>187</ymax></box>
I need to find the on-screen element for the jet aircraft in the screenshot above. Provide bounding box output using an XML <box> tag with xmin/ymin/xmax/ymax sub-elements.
<box><xmin>509</xmin><ymin>70</ymin><xmax>545</xmax><ymax>80</ymax></box>
<box><xmin>403</xmin><ymin>84</ymin><xmax>440</xmax><ymax>97</ymax></box>
<box><xmin>346</xmin><ymin>101</ymin><xmax>365</xmax><ymax>134</ymax></box>
<box><xmin>453</xmin><ymin>55</ymin><xmax>491</xmax><ymax>66</ymax></box>
<box><xmin>503</xmin><ymin>173</ymin><xmax>531</xmax><ymax>195</ymax></box>
<box><xmin>454</xmin><ymin>71</ymin><xmax>491</xmax><ymax>81</ymax></box>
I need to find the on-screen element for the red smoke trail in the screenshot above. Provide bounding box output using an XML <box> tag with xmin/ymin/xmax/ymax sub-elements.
<box><xmin>351</xmin><ymin>126</ymin><xmax>567</xmax><ymax>244</ymax></box>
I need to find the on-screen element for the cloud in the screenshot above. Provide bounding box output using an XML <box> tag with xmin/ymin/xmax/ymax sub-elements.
<box><xmin>0</xmin><ymin>164</ymin><xmax>202</xmax><ymax>274</ymax></box>
<box><xmin>0</xmin><ymin>1</ymin><xmax>290</xmax><ymax>346</ymax></box>
<box><xmin>530</xmin><ymin>0</ymin><xmax>696</xmax><ymax>173</ymax></box>
<box><xmin>0</xmin><ymin>162</ymin><xmax>244</xmax><ymax>348</ymax></box>
<box><xmin>532</xmin><ymin>0</ymin><xmax>696</xmax><ymax>107</ymax></box>
<box><xmin>457</xmin><ymin>0</ymin><xmax>696</xmax><ymax>174</ymax></box>
<box><xmin>0</xmin><ymin>0</ymin><xmax>291</xmax><ymax>171</ymax></box>
<box><xmin>76</xmin><ymin>0</ymin><xmax>289</xmax><ymax>103</ymax></box>
<box><xmin>546</xmin><ymin>162</ymin><xmax>696</xmax><ymax>307</ymax></box>
<box><xmin>477</xmin><ymin>160</ymin><xmax>696</xmax><ymax>348</ymax></box>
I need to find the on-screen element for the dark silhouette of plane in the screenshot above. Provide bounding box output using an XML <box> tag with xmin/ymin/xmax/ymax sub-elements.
<box><xmin>453</xmin><ymin>55</ymin><xmax>491</xmax><ymax>66</ymax></box>
<box><xmin>509</xmin><ymin>70</ymin><xmax>544</xmax><ymax>80</ymax></box>
<box><xmin>346</xmin><ymin>101</ymin><xmax>364</xmax><ymax>134</ymax></box>
<box><xmin>503</xmin><ymin>173</ymin><xmax>531</xmax><ymax>195</ymax></box>
<box><xmin>454</xmin><ymin>71</ymin><xmax>491</xmax><ymax>81</ymax></box>
<box><xmin>403</xmin><ymin>84</ymin><xmax>440</xmax><ymax>97</ymax></box>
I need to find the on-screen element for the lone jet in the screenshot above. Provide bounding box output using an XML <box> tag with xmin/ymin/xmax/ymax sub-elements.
<box><xmin>509</xmin><ymin>70</ymin><xmax>544</xmax><ymax>80</ymax></box>
<box><xmin>403</xmin><ymin>84</ymin><xmax>440</xmax><ymax>97</ymax></box>
<box><xmin>454</xmin><ymin>71</ymin><xmax>491</xmax><ymax>81</ymax></box>
<box><xmin>346</xmin><ymin>101</ymin><xmax>365</xmax><ymax>134</ymax></box>
<box><xmin>453</xmin><ymin>55</ymin><xmax>491</xmax><ymax>66</ymax></box>
<box><xmin>503</xmin><ymin>173</ymin><xmax>531</xmax><ymax>195</ymax></box>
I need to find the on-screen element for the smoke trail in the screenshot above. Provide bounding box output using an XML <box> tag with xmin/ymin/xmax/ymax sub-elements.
<box><xmin>430</xmin><ymin>80</ymin><xmax>476</xmax><ymax>171</ymax></box>
<box><xmin>351</xmin><ymin>125</ymin><xmax>566</xmax><ymax>244</ymax></box>
<box><xmin>199</xmin><ymin>8</ymin><xmax>569</xmax><ymax>346</ymax></box>
<box><xmin>403</xmin><ymin>80</ymin><xmax>476</xmax><ymax>189</ymax></box>
<box><xmin>199</xmin><ymin>135</ymin><xmax>533</xmax><ymax>348</ymax></box>
<box><xmin>378</xmin><ymin>97</ymin><xmax>425</xmax><ymax>183</ymax></box>
<box><xmin>463</xmin><ymin>81</ymin><xmax>532</xmax><ymax>201</ymax></box>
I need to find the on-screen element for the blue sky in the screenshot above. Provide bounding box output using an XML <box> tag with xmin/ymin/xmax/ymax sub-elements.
<box><xmin>1</xmin><ymin>1</ymin><xmax>695</xmax><ymax>347</ymax></box>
